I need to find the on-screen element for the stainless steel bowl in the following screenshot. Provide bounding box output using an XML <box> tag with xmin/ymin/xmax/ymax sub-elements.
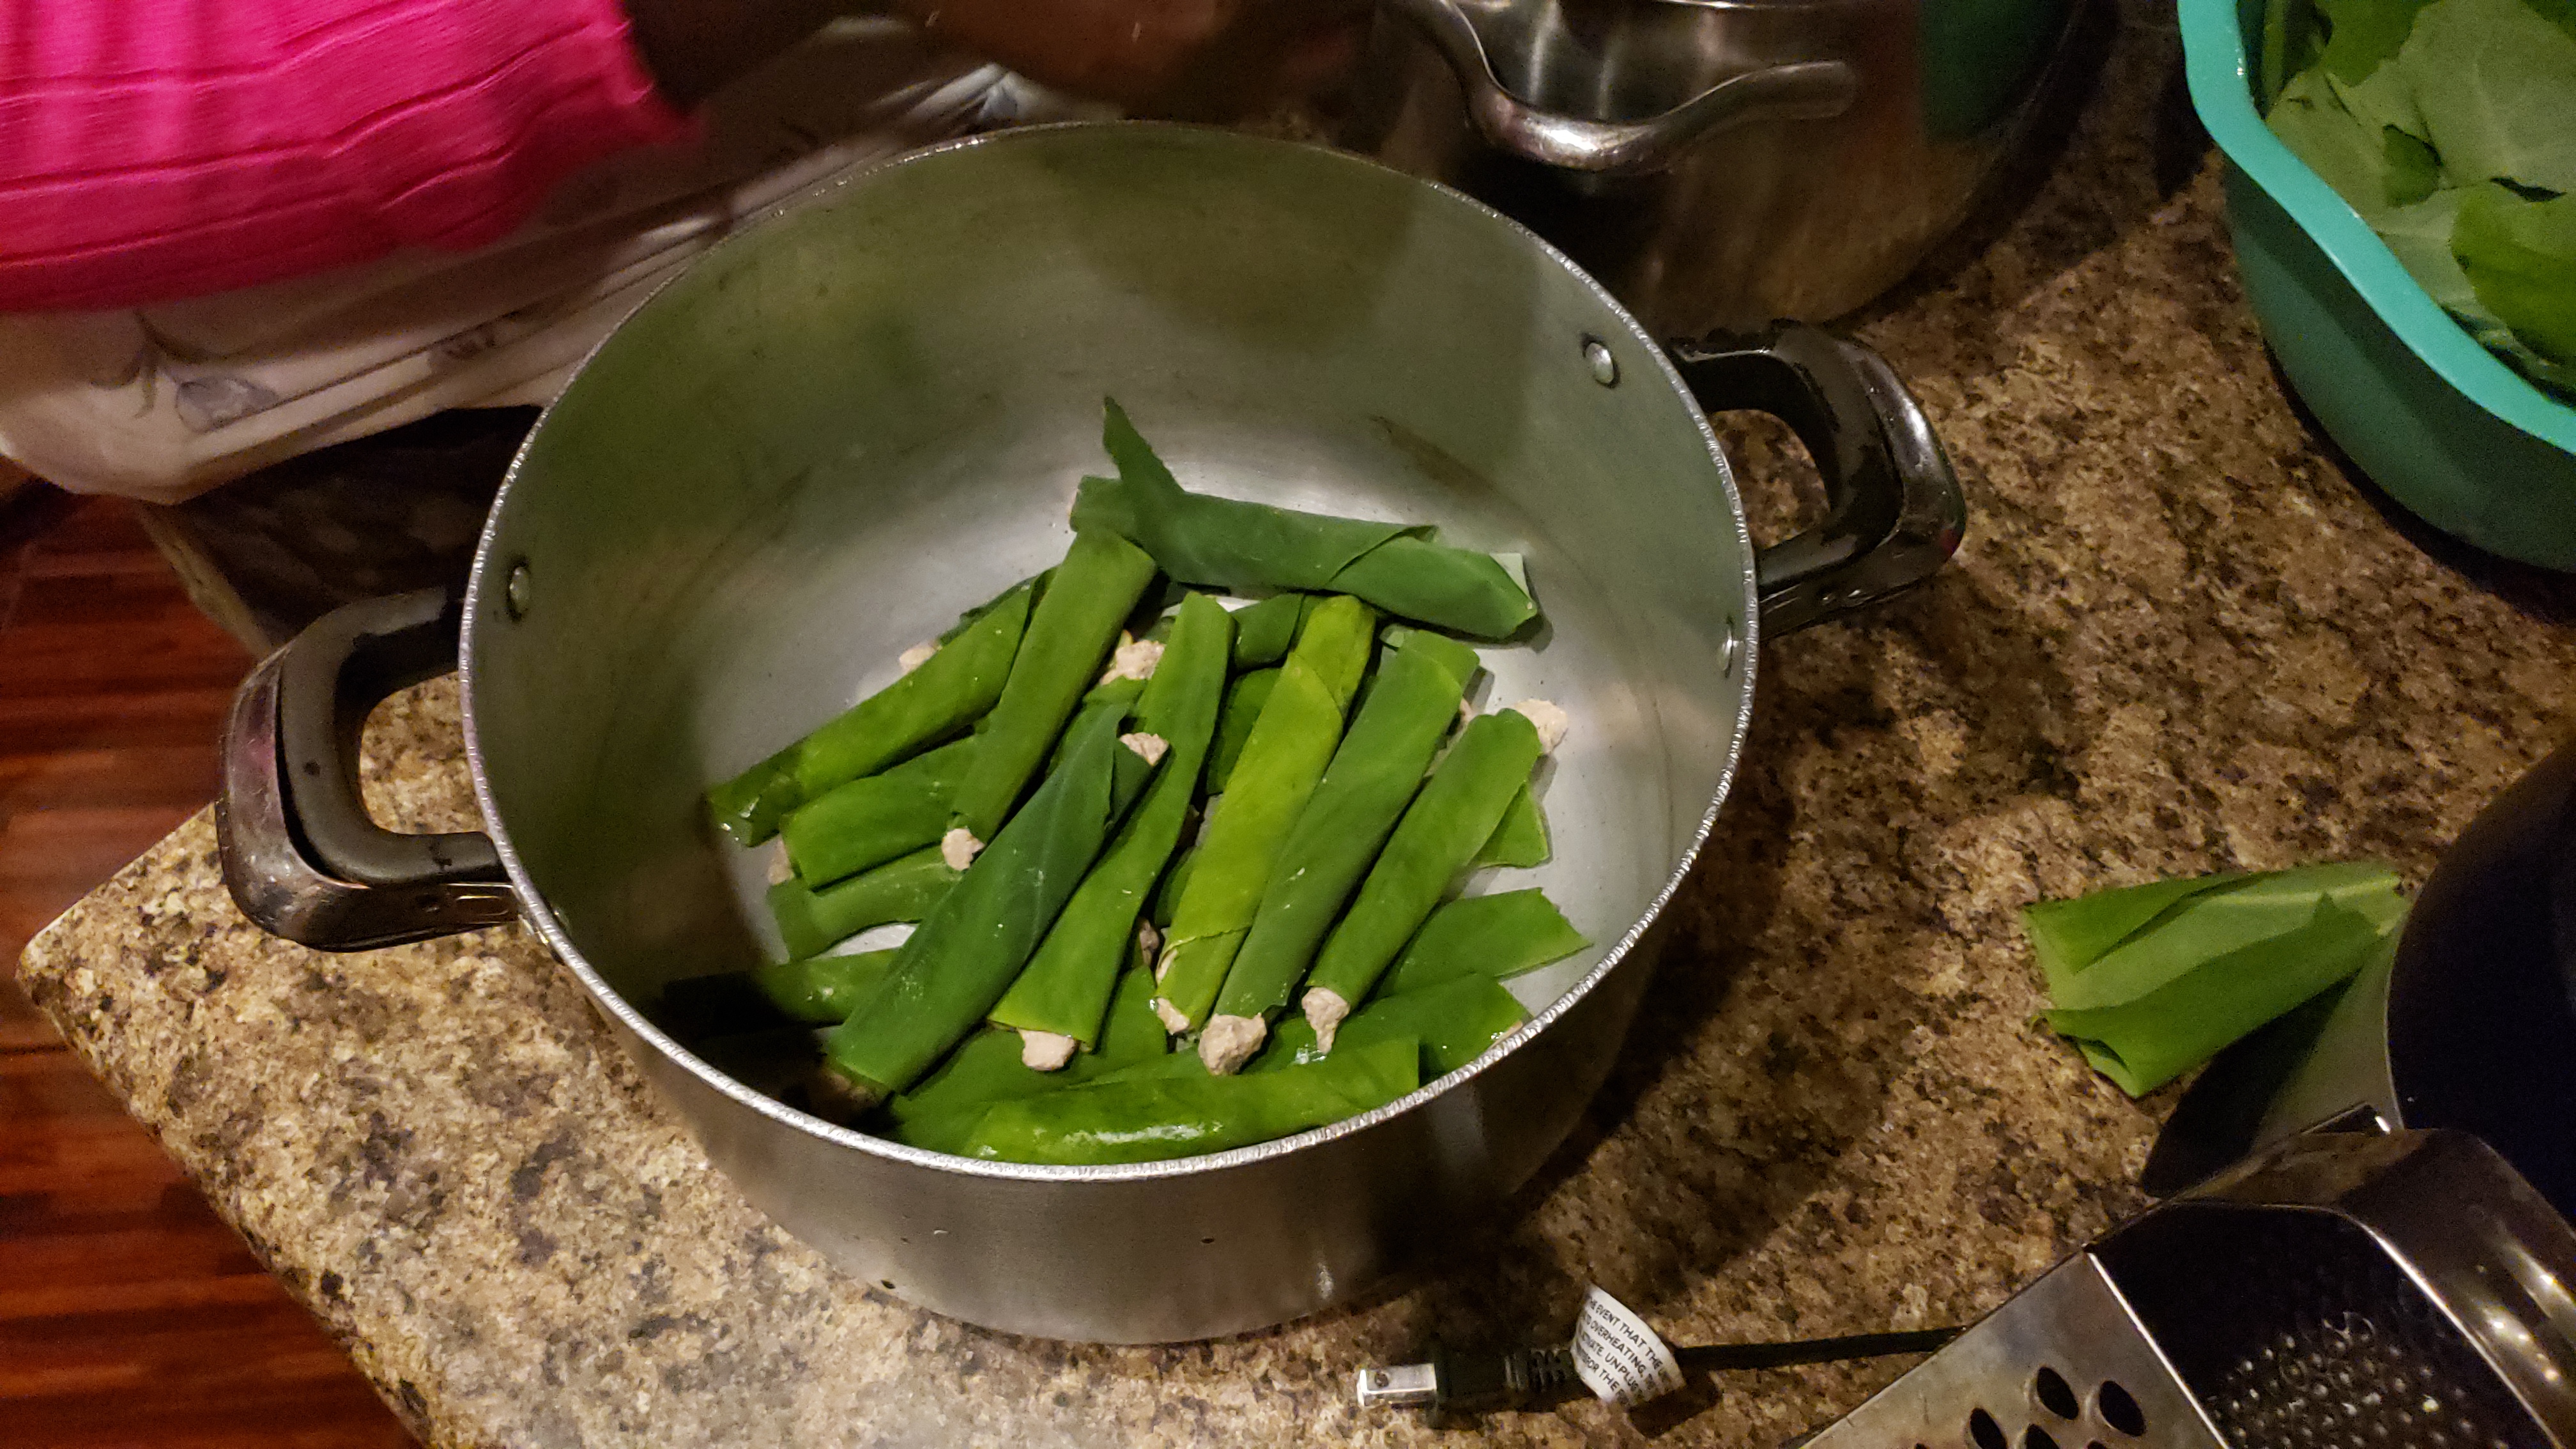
<box><xmin>217</xmin><ymin>124</ymin><xmax>1960</xmax><ymax>1342</ymax></box>
<box><xmin>1344</xmin><ymin>0</ymin><xmax>2083</xmax><ymax>334</ymax></box>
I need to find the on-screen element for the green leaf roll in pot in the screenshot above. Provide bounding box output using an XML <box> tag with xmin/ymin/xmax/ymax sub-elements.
<box><xmin>768</xmin><ymin>846</ymin><xmax>963</xmax><ymax>960</ymax></box>
<box><xmin>779</xmin><ymin>735</ymin><xmax>977</xmax><ymax>887</ymax></box>
<box><xmin>1200</xmin><ymin>626</ymin><xmax>1484</xmax><ymax>1072</ymax></box>
<box><xmin>1075</xmin><ymin>402</ymin><xmax>1538</xmax><ymax>640</ymax></box>
<box><xmin>1227</xmin><ymin>593</ymin><xmax>1309</xmax><ymax>668</ymax></box>
<box><xmin>707</xmin><ymin>581</ymin><xmax>1031</xmax><ymax>847</ymax></box>
<box><xmin>1378</xmin><ymin>889</ymin><xmax>1590</xmax><ymax>997</ymax></box>
<box><xmin>949</xmin><ymin>530</ymin><xmax>1159</xmax><ymax>842</ymax></box>
<box><xmin>1151</xmin><ymin>595</ymin><xmax>1376</xmax><ymax>1033</ymax></box>
<box><xmin>1254</xmin><ymin>974</ymin><xmax>1529</xmax><ymax>1077</ymax></box>
<box><xmin>1301</xmin><ymin>707</ymin><xmax>1549</xmax><ymax>1034</ymax></box>
<box><xmin>1206</xmin><ymin>668</ymin><xmax>1279</xmax><ymax>793</ymax></box>
<box><xmin>957</xmin><ymin>1037</ymin><xmax>1423</xmax><ymax>1165</ymax></box>
<box><xmin>824</xmin><ymin>701</ymin><xmax>1165</xmax><ymax>1103</ymax></box>
<box><xmin>752</xmin><ymin>949</ymin><xmax>901</xmax><ymax>1023</ymax></box>
<box><xmin>990</xmin><ymin>593</ymin><xmax>1234</xmax><ymax>1050</ymax></box>
<box><xmin>1473</xmin><ymin>781</ymin><xmax>1552</xmax><ymax>868</ymax></box>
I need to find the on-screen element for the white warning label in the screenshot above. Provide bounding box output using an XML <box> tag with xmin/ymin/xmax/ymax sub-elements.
<box><xmin>1570</xmin><ymin>1285</ymin><xmax>1686</xmax><ymax>1407</ymax></box>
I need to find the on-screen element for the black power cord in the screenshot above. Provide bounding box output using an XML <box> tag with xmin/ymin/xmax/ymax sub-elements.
<box><xmin>1356</xmin><ymin>1326</ymin><xmax>1963</xmax><ymax>1423</ymax></box>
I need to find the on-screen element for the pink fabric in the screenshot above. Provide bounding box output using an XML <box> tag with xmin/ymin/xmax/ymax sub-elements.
<box><xmin>0</xmin><ymin>0</ymin><xmax>692</xmax><ymax>312</ymax></box>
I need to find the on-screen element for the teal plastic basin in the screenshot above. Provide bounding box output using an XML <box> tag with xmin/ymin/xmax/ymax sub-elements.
<box><xmin>2179</xmin><ymin>0</ymin><xmax>2576</xmax><ymax>569</ymax></box>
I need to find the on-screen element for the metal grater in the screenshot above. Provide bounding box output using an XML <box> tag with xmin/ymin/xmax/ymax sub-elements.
<box><xmin>1798</xmin><ymin>1130</ymin><xmax>2576</xmax><ymax>1449</ymax></box>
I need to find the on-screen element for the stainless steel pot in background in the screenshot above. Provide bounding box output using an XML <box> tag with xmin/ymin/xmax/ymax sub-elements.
<box><xmin>1344</xmin><ymin>0</ymin><xmax>2081</xmax><ymax>334</ymax></box>
<box><xmin>215</xmin><ymin>125</ymin><xmax>1962</xmax><ymax>1342</ymax></box>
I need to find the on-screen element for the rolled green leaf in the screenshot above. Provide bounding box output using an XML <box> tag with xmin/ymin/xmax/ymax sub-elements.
<box><xmin>769</xmin><ymin>846</ymin><xmax>962</xmax><ymax>960</ymax></box>
<box><xmin>1472</xmin><ymin>782</ymin><xmax>1551</xmax><ymax>868</ymax></box>
<box><xmin>1229</xmin><ymin>594</ymin><xmax>1308</xmax><ymax>668</ymax></box>
<box><xmin>1152</xmin><ymin>595</ymin><xmax>1376</xmax><ymax>1032</ymax></box>
<box><xmin>2044</xmin><ymin>903</ymin><xmax>2395</xmax><ymax>1095</ymax></box>
<box><xmin>882</xmin><ymin>1029</ymin><xmax>1050</xmax><ymax>1154</ymax></box>
<box><xmin>992</xmin><ymin>594</ymin><xmax>1234</xmax><ymax>1044</ymax></box>
<box><xmin>956</xmin><ymin>1036</ymin><xmax>1422</xmax><ymax>1165</ymax></box>
<box><xmin>1073</xmin><ymin>401</ymin><xmax>1538</xmax><ymax>639</ymax></box>
<box><xmin>950</xmin><ymin>529</ymin><xmax>1159</xmax><ymax>841</ymax></box>
<box><xmin>1152</xmin><ymin>845</ymin><xmax>1197</xmax><ymax>930</ymax></box>
<box><xmin>1208</xmin><ymin>668</ymin><xmax>1279</xmax><ymax>793</ymax></box>
<box><xmin>887</xmin><ymin>1028</ymin><xmax>1032</xmax><ymax>1126</ymax></box>
<box><xmin>751</xmin><ymin>949</ymin><xmax>900</xmax><ymax>1023</ymax></box>
<box><xmin>945</xmin><ymin>568</ymin><xmax>1049</xmax><ymax>642</ymax></box>
<box><xmin>1047</xmin><ymin>675</ymin><xmax>1146</xmax><ymax>775</ymax></box>
<box><xmin>2026</xmin><ymin>861</ymin><xmax>2408</xmax><ymax>1095</ymax></box>
<box><xmin>825</xmin><ymin>702</ymin><xmax>1163</xmax><ymax>1100</ymax></box>
<box><xmin>1305</xmin><ymin>709</ymin><xmax>1544</xmax><ymax>1013</ymax></box>
<box><xmin>779</xmin><ymin>736</ymin><xmax>976</xmax><ymax>887</ymax></box>
<box><xmin>1096</xmin><ymin>967</ymin><xmax>1172</xmax><ymax>1068</ymax></box>
<box><xmin>1255</xmin><ymin>974</ymin><xmax>1528</xmax><ymax>1076</ymax></box>
<box><xmin>1208</xmin><ymin>627</ymin><xmax>1483</xmax><ymax>1050</ymax></box>
<box><xmin>1379</xmin><ymin>889</ymin><xmax>1589</xmax><ymax>997</ymax></box>
<box><xmin>2021</xmin><ymin>870</ymin><xmax>2253</xmax><ymax>999</ymax></box>
<box><xmin>2037</xmin><ymin>862</ymin><xmax>2407</xmax><ymax>1013</ymax></box>
<box><xmin>707</xmin><ymin>581</ymin><xmax>1032</xmax><ymax>847</ymax></box>
<box><xmin>885</xmin><ymin>968</ymin><xmax>1174</xmax><ymax>1153</ymax></box>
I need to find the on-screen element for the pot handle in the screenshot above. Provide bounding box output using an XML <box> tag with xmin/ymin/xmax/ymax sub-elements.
<box><xmin>1383</xmin><ymin>0</ymin><xmax>1857</xmax><ymax>175</ymax></box>
<box><xmin>1668</xmin><ymin>324</ymin><xmax>1966</xmax><ymax>635</ymax></box>
<box><xmin>216</xmin><ymin>589</ymin><xmax>516</xmax><ymax>951</ymax></box>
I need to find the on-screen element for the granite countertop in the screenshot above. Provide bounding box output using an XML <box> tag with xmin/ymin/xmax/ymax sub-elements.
<box><xmin>24</xmin><ymin>5</ymin><xmax>2576</xmax><ymax>1446</ymax></box>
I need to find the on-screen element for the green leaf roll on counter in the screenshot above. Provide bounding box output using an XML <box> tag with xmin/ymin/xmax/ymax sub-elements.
<box><xmin>1254</xmin><ymin>974</ymin><xmax>1528</xmax><ymax>1077</ymax></box>
<box><xmin>949</xmin><ymin>529</ymin><xmax>1159</xmax><ymax>841</ymax></box>
<box><xmin>991</xmin><ymin>593</ymin><xmax>1233</xmax><ymax>1048</ymax></box>
<box><xmin>956</xmin><ymin>1036</ymin><xmax>1422</xmax><ymax>1165</ymax></box>
<box><xmin>1303</xmin><ymin>708</ymin><xmax>1547</xmax><ymax>1025</ymax></box>
<box><xmin>706</xmin><ymin>579</ymin><xmax>1032</xmax><ymax>847</ymax></box>
<box><xmin>824</xmin><ymin>702</ymin><xmax>1165</xmax><ymax>1103</ymax></box>
<box><xmin>751</xmin><ymin>949</ymin><xmax>900</xmax><ymax>1023</ymax></box>
<box><xmin>2025</xmin><ymin>861</ymin><xmax>2408</xmax><ymax>1095</ymax></box>
<box><xmin>769</xmin><ymin>846</ymin><xmax>962</xmax><ymax>960</ymax></box>
<box><xmin>1073</xmin><ymin>401</ymin><xmax>1538</xmax><ymax>639</ymax></box>
<box><xmin>1152</xmin><ymin>595</ymin><xmax>1376</xmax><ymax>1034</ymax></box>
<box><xmin>1203</xmin><ymin>627</ymin><xmax>1483</xmax><ymax>1070</ymax></box>
<box><xmin>780</xmin><ymin>735</ymin><xmax>976</xmax><ymax>887</ymax></box>
<box><xmin>1378</xmin><ymin>888</ymin><xmax>1589</xmax><ymax>997</ymax></box>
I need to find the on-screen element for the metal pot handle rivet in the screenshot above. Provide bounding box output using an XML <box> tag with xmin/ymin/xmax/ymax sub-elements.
<box><xmin>1583</xmin><ymin>337</ymin><xmax>1620</xmax><ymax>387</ymax></box>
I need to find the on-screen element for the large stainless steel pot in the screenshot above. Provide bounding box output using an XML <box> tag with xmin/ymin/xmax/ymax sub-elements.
<box><xmin>1342</xmin><ymin>0</ymin><xmax>2082</xmax><ymax>334</ymax></box>
<box><xmin>216</xmin><ymin>125</ymin><xmax>1961</xmax><ymax>1342</ymax></box>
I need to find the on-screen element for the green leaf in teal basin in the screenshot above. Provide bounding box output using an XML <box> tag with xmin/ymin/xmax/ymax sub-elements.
<box><xmin>2455</xmin><ymin>184</ymin><xmax>2576</xmax><ymax>365</ymax></box>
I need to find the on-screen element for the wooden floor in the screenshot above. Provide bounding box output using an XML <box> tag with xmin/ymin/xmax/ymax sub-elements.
<box><xmin>1</xmin><ymin>489</ymin><xmax>413</xmax><ymax>1447</ymax></box>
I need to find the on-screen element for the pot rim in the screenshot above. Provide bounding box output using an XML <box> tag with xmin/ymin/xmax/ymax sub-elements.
<box><xmin>458</xmin><ymin>120</ymin><xmax>1759</xmax><ymax>1184</ymax></box>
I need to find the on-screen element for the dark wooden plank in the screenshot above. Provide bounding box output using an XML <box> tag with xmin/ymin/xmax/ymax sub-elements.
<box><xmin>0</xmin><ymin>491</ymin><xmax>411</xmax><ymax>1447</ymax></box>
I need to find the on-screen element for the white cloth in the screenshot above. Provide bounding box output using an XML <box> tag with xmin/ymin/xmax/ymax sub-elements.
<box><xmin>0</xmin><ymin>20</ymin><xmax>1095</xmax><ymax>504</ymax></box>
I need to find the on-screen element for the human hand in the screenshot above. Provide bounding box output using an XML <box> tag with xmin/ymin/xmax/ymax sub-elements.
<box><xmin>894</xmin><ymin>0</ymin><xmax>1368</xmax><ymax>115</ymax></box>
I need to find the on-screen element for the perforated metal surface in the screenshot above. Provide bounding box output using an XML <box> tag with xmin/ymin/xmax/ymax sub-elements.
<box><xmin>1799</xmin><ymin>1255</ymin><xmax>2221</xmax><ymax>1449</ymax></box>
<box><xmin>2098</xmin><ymin>1207</ymin><xmax>2552</xmax><ymax>1449</ymax></box>
<box><xmin>1804</xmin><ymin>1186</ymin><xmax>2562</xmax><ymax>1449</ymax></box>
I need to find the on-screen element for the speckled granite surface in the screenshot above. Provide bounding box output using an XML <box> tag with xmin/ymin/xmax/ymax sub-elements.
<box><xmin>23</xmin><ymin>5</ymin><xmax>2576</xmax><ymax>1446</ymax></box>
